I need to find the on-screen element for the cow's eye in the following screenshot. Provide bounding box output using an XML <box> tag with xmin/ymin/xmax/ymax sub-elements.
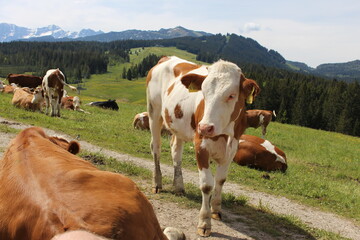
<box><xmin>227</xmin><ymin>94</ymin><xmax>236</xmax><ymax>101</ymax></box>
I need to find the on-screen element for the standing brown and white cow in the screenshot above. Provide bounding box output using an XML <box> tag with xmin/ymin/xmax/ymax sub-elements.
<box><xmin>0</xmin><ymin>127</ymin><xmax>185</xmax><ymax>240</ymax></box>
<box><xmin>42</xmin><ymin>69</ymin><xmax>77</xmax><ymax>117</ymax></box>
<box><xmin>146</xmin><ymin>56</ymin><xmax>259</xmax><ymax>237</ymax></box>
<box><xmin>246</xmin><ymin>109</ymin><xmax>276</xmax><ymax>138</ymax></box>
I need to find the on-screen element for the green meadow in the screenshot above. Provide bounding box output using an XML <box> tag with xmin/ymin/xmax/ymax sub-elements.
<box><xmin>0</xmin><ymin>47</ymin><xmax>359</xmax><ymax>238</ymax></box>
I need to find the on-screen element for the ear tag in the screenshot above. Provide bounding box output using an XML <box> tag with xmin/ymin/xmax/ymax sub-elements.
<box><xmin>188</xmin><ymin>82</ymin><xmax>200</xmax><ymax>92</ymax></box>
<box><xmin>246</xmin><ymin>87</ymin><xmax>255</xmax><ymax>104</ymax></box>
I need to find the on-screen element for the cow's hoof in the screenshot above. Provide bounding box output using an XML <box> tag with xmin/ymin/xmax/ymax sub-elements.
<box><xmin>152</xmin><ymin>186</ymin><xmax>162</xmax><ymax>194</ymax></box>
<box><xmin>211</xmin><ymin>212</ymin><xmax>222</xmax><ymax>221</ymax></box>
<box><xmin>197</xmin><ymin>227</ymin><xmax>211</xmax><ymax>237</ymax></box>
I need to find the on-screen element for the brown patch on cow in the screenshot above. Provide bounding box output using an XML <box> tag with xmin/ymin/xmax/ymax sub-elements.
<box><xmin>201</xmin><ymin>185</ymin><xmax>212</xmax><ymax>195</ymax></box>
<box><xmin>167</xmin><ymin>83</ymin><xmax>175</xmax><ymax>95</ymax></box>
<box><xmin>195</xmin><ymin>137</ymin><xmax>209</xmax><ymax>170</ymax></box>
<box><xmin>146</xmin><ymin>67</ymin><xmax>154</xmax><ymax>86</ymax></box>
<box><xmin>174</xmin><ymin>104</ymin><xmax>183</xmax><ymax>119</ymax></box>
<box><xmin>157</xmin><ymin>56</ymin><xmax>170</xmax><ymax>64</ymax></box>
<box><xmin>173</xmin><ymin>62</ymin><xmax>201</xmax><ymax>77</ymax></box>
<box><xmin>164</xmin><ymin>108</ymin><xmax>172</xmax><ymax>126</ymax></box>
<box><xmin>218</xmin><ymin>179</ymin><xmax>226</xmax><ymax>186</ymax></box>
<box><xmin>191</xmin><ymin>113</ymin><xmax>196</xmax><ymax>130</ymax></box>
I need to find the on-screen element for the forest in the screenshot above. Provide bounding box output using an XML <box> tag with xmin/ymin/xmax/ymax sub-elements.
<box><xmin>0</xmin><ymin>40</ymin><xmax>359</xmax><ymax>137</ymax></box>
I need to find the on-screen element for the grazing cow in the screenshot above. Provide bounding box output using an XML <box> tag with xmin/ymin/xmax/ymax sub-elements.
<box><xmin>42</xmin><ymin>69</ymin><xmax>77</xmax><ymax>117</ymax></box>
<box><xmin>11</xmin><ymin>87</ymin><xmax>44</xmax><ymax>111</ymax></box>
<box><xmin>0</xmin><ymin>127</ymin><xmax>185</xmax><ymax>240</ymax></box>
<box><xmin>133</xmin><ymin>112</ymin><xmax>171</xmax><ymax>135</ymax></box>
<box><xmin>146</xmin><ymin>56</ymin><xmax>259</xmax><ymax>236</ymax></box>
<box><xmin>87</xmin><ymin>99</ymin><xmax>119</xmax><ymax>111</ymax></box>
<box><xmin>246</xmin><ymin>109</ymin><xmax>276</xmax><ymax>138</ymax></box>
<box><xmin>234</xmin><ymin>135</ymin><xmax>287</xmax><ymax>172</ymax></box>
<box><xmin>6</xmin><ymin>73</ymin><xmax>43</xmax><ymax>88</ymax></box>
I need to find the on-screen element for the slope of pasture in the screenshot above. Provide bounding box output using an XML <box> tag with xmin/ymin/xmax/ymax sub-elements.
<box><xmin>78</xmin><ymin>47</ymin><xmax>205</xmax><ymax>104</ymax></box>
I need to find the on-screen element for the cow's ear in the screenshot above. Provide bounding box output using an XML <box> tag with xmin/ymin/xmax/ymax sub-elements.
<box><xmin>241</xmin><ymin>75</ymin><xmax>260</xmax><ymax>104</ymax></box>
<box><xmin>68</xmin><ymin>140</ymin><xmax>80</xmax><ymax>155</ymax></box>
<box><xmin>181</xmin><ymin>74</ymin><xmax>206</xmax><ymax>92</ymax></box>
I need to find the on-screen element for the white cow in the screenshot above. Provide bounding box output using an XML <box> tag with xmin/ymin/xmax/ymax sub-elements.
<box><xmin>146</xmin><ymin>56</ymin><xmax>260</xmax><ymax>237</ymax></box>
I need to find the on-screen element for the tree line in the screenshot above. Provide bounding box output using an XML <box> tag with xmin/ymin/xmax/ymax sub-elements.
<box><xmin>0</xmin><ymin>40</ymin><xmax>359</xmax><ymax>136</ymax></box>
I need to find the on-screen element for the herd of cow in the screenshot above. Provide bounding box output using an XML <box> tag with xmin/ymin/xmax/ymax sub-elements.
<box><xmin>0</xmin><ymin>56</ymin><xmax>288</xmax><ymax>239</ymax></box>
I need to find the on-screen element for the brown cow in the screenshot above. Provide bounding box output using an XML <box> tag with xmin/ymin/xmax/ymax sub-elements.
<box><xmin>234</xmin><ymin>134</ymin><xmax>287</xmax><ymax>172</ymax></box>
<box><xmin>61</xmin><ymin>96</ymin><xmax>89</xmax><ymax>113</ymax></box>
<box><xmin>246</xmin><ymin>109</ymin><xmax>276</xmax><ymax>138</ymax></box>
<box><xmin>147</xmin><ymin>56</ymin><xmax>259</xmax><ymax>236</ymax></box>
<box><xmin>0</xmin><ymin>127</ymin><xmax>185</xmax><ymax>240</ymax></box>
<box><xmin>42</xmin><ymin>69</ymin><xmax>77</xmax><ymax>117</ymax></box>
<box><xmin>6</xmin><ymin>73</ymin><xmax>43</xmax><ymax>88</ymax></box>
<box><xmin>11</xmin><ymin>87</ymin><xmax>44</xmax><ymax>111</ymax></box>
<box><xmin>0</xmin><ymin>84</ymin><xmax>16</xmax><ymax>94</ymax></box>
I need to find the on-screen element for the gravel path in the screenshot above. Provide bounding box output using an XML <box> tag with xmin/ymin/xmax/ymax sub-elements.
<box><xmin>0</xmin><ymin>117</ymin><xmax>359</xmax><ymax>240</ymax></box>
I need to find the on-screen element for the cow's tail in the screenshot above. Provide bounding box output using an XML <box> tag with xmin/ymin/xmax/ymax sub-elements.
<box><xmin>272</xmin><ymin>110</ymin><xmax>277</xmax><ymax>117</ymax></box>
<box><xmin>65</xmin><ymin>83</ymin><xmax>77</xmax><ymax>92</ymax></box>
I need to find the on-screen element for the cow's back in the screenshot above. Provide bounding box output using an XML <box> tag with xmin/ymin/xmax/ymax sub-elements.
<box><xmin>0</xmin><ymin>127</ymin><xmax>168</xmax><ymax>240</ymax></box>
<box><xmin>147</xmin><ymin>56</ymin><xmax>206</xmax><ymax>141</ymax></box>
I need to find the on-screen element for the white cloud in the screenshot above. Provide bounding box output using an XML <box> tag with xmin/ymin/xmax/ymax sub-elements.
<box><xmin>241</xmin><ymin>22</ymin><xmax>262</xmax><ymax>34</ymax></box>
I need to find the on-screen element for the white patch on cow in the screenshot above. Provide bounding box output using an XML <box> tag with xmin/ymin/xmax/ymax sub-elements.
<box><xmin>261</xmin><ymin>140</ymin><xmax>286</xmax><ymax>164</ymax></box>
<box><xmin>198</xmin><ymin>167</ymin><xmax>214</xmax><ymax>191</ymax></box>
<box><xmin>259</xmin><ymin>114</ymin><xmax>264</xmax><ymax>125</ymax></box>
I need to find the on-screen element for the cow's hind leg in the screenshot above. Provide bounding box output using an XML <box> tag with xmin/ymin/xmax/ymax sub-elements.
<box><xmin>170</xmin><ymin>135</ymin><xmax>185</xmax><ymax>194</ymax></box>
<box><xmin>148</xmin><ymin>103</ymin><xmax>163</xmax><ymax>193</ymax></box>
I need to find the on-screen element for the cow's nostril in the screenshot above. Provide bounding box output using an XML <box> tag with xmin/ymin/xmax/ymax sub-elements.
<box><xmin>199</xmin><ymin>124</ymin><xmax>215</xmax><ymax>136</ymax></box>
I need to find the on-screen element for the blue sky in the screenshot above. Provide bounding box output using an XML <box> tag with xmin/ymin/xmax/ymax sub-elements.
<box><xmin>1</xmin><ymin>0</ymin><xmax>359</xmax><ymax>67</ymax></box>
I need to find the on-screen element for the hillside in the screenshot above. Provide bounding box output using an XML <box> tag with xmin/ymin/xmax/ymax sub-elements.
<box><xmin>315</xmin><ymin>60</ymin><xmax>360</xmax><ymax>81</ymax></box>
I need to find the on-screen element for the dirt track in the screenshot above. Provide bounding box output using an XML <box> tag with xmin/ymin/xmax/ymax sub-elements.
<box><xmin>0</xmin><ymin>117</ymin><xmax>359</xmax><ymax>240</ymax></box>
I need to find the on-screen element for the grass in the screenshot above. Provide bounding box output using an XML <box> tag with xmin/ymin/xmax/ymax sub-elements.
<box><xmin>0</xmin><ymin>46</ymin><xmax>359</xmax><ymax>234</ymax></box>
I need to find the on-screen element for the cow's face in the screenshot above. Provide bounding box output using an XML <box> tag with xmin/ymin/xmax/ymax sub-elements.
<box><xmin>31</xmin><ymin>87</ymin><xmax>45</xmax><ymax>104</ymax></box>
<box><xmin>181</xmin><ymin>60</ymin><xmax>259</xmax><ymax>138</ymax></box>
<box><xmin>48</xmin><ymin>136</ymin><xmax>80</xmax><ymax>154</ymax></box>
<box><xmin>199</xmin><ymin>61</ymin><xmax>242</xmax><ymax>137</ymax></box>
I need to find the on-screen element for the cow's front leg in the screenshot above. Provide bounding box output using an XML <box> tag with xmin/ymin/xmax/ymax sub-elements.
<box><xmin>197</xmin><ymin>167</ymin><xmax>213</xmax><ymax>237</ymax></box>
<box><xmin>211</xmin><ymin>138</ymin><xmax>238</xmax><ymax>220</ymax></box>
<box><xmin>170</xmin><ymin>135</ymin><xmax>185</xmax><ymax>194</ymax></box>
<box><xmin>211</xmin><ymin>160</ymin><xmax>232</xmax><ymax>220</ymax></box>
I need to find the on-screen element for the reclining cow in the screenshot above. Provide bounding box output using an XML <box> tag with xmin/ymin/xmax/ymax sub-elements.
<box><xmin>87</xmin><ymin>99</ymin><xmax>119</xmax><ymax>111</ymax></box>
<box><xmin>61</xmin><ymin>96</ymin><xmax>89</xmax><ymax>113</ymax></box>
<box><xmin>133</xmin><ymin>112</ymin><xmax>171</xmax><ymax>135</ymax></box>
<box><xmin>0</xmin><ymin>127</ymin><xmax>185</xmax><ymax>240</ymax></box>
<box><xmin>11</xmin><ymin>87</ymin><xmax>44</xmax><ymax>111</ymax></box>
<box><xmin>234</xmin><ymin>135</ymin><xmax>287</xmax><ymax>172</ymax></box>
<box><xmin>147</xmin><ymin>56</ymin><xmax>259</xmax><ymax>236</ymax></box>
<box><xmin>246</xmin><ymin>109</ymin><xmax>276</xmax><ymax>138</ymax></box>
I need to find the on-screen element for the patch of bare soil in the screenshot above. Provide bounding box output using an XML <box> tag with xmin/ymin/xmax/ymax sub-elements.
<box><xmin>0</xmin><ymin>117</ymin><xmax>359</xmax><ymax>240</ymax></box>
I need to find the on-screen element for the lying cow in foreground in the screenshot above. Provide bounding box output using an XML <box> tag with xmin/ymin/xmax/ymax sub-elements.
<box><xmin>246</xmin><ymin>109</ymin><xmax>276</xmax><ymax>138</ymax></box>
<box><xmin>0</xmin><ymin>127</ymin><xmax>185</xmax><ymax>240</ymax></box>
<box><xmin>87</xmin><ymin>99</ymin><xmax>119</xmax><ymax>110</ymax></box>
<box><xmin>147</xmin><ymin>56</ymin><xmax>259</xmax><ymax>236</ymax></box>
<box><xmin>234</xmin><ymin>135</ymin><xmax>287</xmax><ymax>172</ymax></box>
<box><xmin>11</xmin><ymin>87</ymin><xmax>44</xmax><ymax>111</ymax></box>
